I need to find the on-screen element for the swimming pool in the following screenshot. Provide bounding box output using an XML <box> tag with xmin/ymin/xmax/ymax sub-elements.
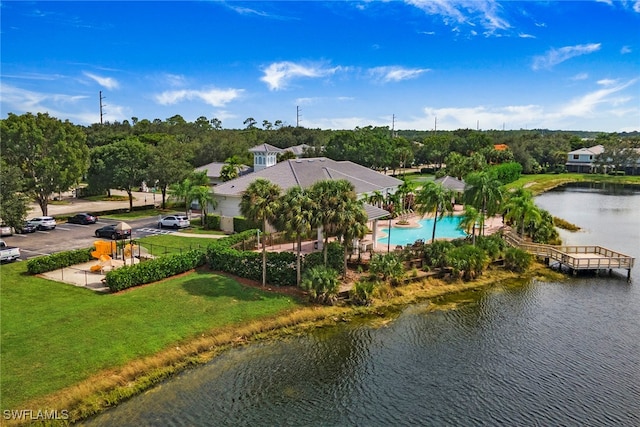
<box><xmin>378</xmin><ymin>216</ymin><xmax>466</xmax><ymax>246</ymax></box>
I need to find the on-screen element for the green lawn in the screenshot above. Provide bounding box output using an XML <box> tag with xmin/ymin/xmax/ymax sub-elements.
<box><xmin>505</xmin><ymin>173</ymin><xmax>640</xmax><ymax>194</ymax></box>
<box><xmin>0</xmin><ymin>262</ymin><xmax>300</xmax><ymax>409</ymax></box>
<box><xmin>135</xmin><ymin>234</ymin><xmax>218</xmax><ymax>256</ymax></box>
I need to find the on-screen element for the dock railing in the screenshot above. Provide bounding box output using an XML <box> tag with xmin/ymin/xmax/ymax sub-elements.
<box><xmin>503</xmin><ymin>229</ymin><xmax>634</xmax><ymax>275</ymax></box>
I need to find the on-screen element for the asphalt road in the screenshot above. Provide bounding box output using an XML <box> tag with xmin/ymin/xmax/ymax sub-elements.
<box><xmin>2</xmin><ymin>216</ymin><xmax>183</xmax><ymax>260</ymax></box>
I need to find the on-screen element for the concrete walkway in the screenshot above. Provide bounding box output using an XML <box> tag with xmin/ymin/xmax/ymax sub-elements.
<box><xmin>28</xmin><ymin>189</ymin><xmax>159</xmax><ymax>218</ymax></box>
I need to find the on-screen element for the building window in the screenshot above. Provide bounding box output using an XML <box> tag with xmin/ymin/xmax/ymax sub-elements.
<box><xmin>573</xmin><ymin>155</ymin><xmax>579</xmax><ymax>160</ymax></box>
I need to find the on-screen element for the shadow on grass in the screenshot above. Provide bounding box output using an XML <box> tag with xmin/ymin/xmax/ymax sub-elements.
<box><xmin>181</xmin><ymin>270</ymin><xmax>289</xmax><ymax>302</ymax></box>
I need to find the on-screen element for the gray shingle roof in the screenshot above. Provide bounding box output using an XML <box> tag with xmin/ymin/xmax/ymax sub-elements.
<box><xmin>248</xmin><ymin>143</ymin><xmax>283</xmax><ymax>154</ymax></box>
<box><xmin>434</xmin><ymin>175</ymin><xmax>466</xmax><ymax>192</ymax></box>
<box><xmin>213</xmin><ymin>157</ymin><xmax>402</xmax><ymax>196</ymax></box>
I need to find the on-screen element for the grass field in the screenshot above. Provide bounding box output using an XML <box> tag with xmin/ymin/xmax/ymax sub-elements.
<box><xmin>0</xmin><ymin>261</ymin><xmax>300</xmax><ymax>410</ymax></box>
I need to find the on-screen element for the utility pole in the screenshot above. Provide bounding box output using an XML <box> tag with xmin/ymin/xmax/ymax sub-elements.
<box><xmin>99</xmin><ymin>91</ymin><xmax>106</xmax><ymax>124</ymax></box>
<box><xmin>296</xmin><ymin>106</ymin><xmax>301</xmax><ymax>127</ymax></box>
<box><xmin>391</xmin><ymin>114</ymin><xmax>395</xmax><ymax>137</ymax></box>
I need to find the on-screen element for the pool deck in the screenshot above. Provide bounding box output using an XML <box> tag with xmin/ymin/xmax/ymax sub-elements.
<box><xmin>374</xmin><ymin>212</ymin><xmax>504</xmax><ymax>252</ymax></box>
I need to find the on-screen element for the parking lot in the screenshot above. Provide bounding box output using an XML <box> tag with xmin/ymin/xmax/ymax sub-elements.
<box><xmin>1</xmin><ymin>190</ymin><xmax>188</xmax><ymax>260</ymax></box>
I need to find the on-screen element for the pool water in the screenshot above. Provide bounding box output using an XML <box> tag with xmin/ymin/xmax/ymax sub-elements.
<box><xmin>378</xmin><ymin>215</ymin><xmax>466</xmax><ymax>246</ymax></box>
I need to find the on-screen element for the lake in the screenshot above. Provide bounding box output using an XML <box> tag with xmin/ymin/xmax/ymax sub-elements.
<box><xmin>82</xmin><ymin>182</ymin><xmax>640</xmax><ymax>427</ymax></box>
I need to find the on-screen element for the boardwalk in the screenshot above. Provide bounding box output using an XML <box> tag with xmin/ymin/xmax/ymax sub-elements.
<box><xmin>504</xmin><ymin>230</ymin><xmax>635</xmax><ymax>279</ymax></box>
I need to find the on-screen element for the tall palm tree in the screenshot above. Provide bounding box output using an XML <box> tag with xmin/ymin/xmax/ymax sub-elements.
<box><xmin>220</xmin><ymin>156</ymin><xmax>243</xmax><ymax>182</ymax></box>
<box><xmin>397</xmin><ymin>179</ymin><xmax>417</xmax><ymax>211</ymax></box>
<box><xmin>463</xmin><ymin>171</ymin><xmax>504</xmax><ymax>236</ymax></box>
<box><xmin>502</xmin><ymin>188</ymin><xmax>541</xmax><ymax>238</ymax></box>
<box><xmin>415</xmin><ymin>181</ymin><xmax>454</xmax><ymax>244</ymax></box>
<box><xmin>239</xmin><ymin>179</ymin><xmax>282</xmax><ymax>286</ymax></box>
<box><xmin>309</xmin><ymin>179</ymin><xmax>356</xmax><ymax>266</ymax></box>
<box><xmin>335</xmin><ymin>198</ymin><xmax>369</xmax><ymax>278</ymax></box>
<box><xmin>367</xmin><ymin>190</ymin><xmax>385</xmax><ymax>208</ymax></box>
<box><xmin>275</xmin><ymin>186</ymin><xmax>316</xmax><ymax>286</ymax></box>
<box><xmin>459</xmin><ymin>205</ymin><xmax>482</xmax><ymax>245</ymax></box>
<box><xmin>190</xmin><ymin>185</ymin><xmax>216</xmax><ymax>221</ymax></box>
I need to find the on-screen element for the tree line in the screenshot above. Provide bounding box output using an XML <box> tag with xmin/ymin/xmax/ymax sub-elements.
<box><xmin>1</xmin><ymin>111</ymin><xmax>638</xmax><ymax>230</ymax></box>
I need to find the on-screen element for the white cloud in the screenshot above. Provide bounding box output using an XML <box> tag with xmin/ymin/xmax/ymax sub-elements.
<box><xmin>518</xmin><ymin>33</ymin><xmax>535</xmax><ymax>39</ymax></box>
<box><xmin>0</xmin><ymin>83</ymin><xmax>126</xmax><ymax>125</ymax></box>
<box><xmin>558</xmin><ymin>78</ymin><xmax>638</xmax><ymax>117</ymax></box>
<box><xmin>406</xmin><ymin>0</ymin><xmax>510</xmax><ymax>35</ymax></box>
<box><xmin>163</xmin><ymin>73</ymin><xmax>187</xmax><ymax>87</ymax></box>
<box><xmin>0</xmin><ymin>83</ymin><xmax>87</xmax><ymax>111</ymax></box>
<box><xmin>260</xmin><ymin>61</ymin><xmax>342</xmax><ymax>91</ymax></box>
<box><xmin>621</xmin><ymin>45</ymin><xmax>632</xmax><ymax>54</ymax></box>
<box><xmin>571</xmin><ymin>73</ymin><xmax>589</xmax><ymax>81</ymax></box>
<box><xmin>532</xmin><ymin>43</ymin><xmax>601</xmax><ymax>70</ymax></box>
<box><xmin>83</xmin><ymin>72</ymin><xmax>120</xmax><ymax>90</ymax></box>
<box><xmin>368</xmin><ymin>66</ymin><xmax>430</xmax><ymax>83</ymax></box>
<box><xmin>154</xmin><ymin>87</ymin><xmax>243</xmax><ymax>107</ymax></box>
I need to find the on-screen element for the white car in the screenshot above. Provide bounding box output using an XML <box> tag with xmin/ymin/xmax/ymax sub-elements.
<box><xmin>26</xmin><ymin>216</ymin><xmax>57</xmax><ymax>231</ymax></box>
<box><xmin>158</xmin><ymin>215</ymin><xmax>190</xmax><ymax>229</ymax></box>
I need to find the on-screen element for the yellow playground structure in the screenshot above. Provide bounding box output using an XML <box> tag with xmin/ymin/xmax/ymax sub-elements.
<box><xmin>90</xmin><ymin>241</ymin><xmax>115</xmax><ymax>273</ymax></box>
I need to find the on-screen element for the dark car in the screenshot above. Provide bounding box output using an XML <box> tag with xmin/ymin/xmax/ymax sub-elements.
<box><xmin>68</xmin><ymin>213</ymin><xmax>98</xmax><ymax>225</ymax></box>
<box><xmin>95</xmin><ymin>225</ymin><xmax>131</xmax><ymax>240</ymax></box>
<box><xmin>17</xmin><ymin>222</ymin><xmax>37</xmax><ymax>234</ymax></box>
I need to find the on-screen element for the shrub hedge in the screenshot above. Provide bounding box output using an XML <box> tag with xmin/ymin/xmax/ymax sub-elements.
<box><xmin>26</xmin><ymin>248</ymin><xmax>93</xmax><ymax>274</ymax></box>
<box><xmin>105</xmin><ymin>250</ymin><xmax>206</xmax><ymax>292</ymax></box>
<box><xmin>206</xmin><ymin>229</ymin><xmax>297</xmax><ymax>286</ymax></box>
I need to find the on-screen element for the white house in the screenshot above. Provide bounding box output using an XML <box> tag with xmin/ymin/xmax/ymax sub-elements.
<box><xmin>565</xmin><ymin>145</ymin><xmax>604</xmax><ymax>173</ymax></box>
<box><xmin>211</xmin><ymin>156</ymin><xmax>402</xmax><ymax>247</ymax></box>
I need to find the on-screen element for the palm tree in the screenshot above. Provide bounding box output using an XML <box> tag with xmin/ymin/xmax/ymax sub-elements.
<box><xmin>367</xmin><ymin>190</ymin><xmax>385</xmax><ymax>208</ymax></box>
<box><xmin>275</xmin><ymin>187</ymin><xmax>316</xmax><ymax>286</ymax></box>
<box><xmin>459</xmin><ymin>205</ymin><xmax>482</xmax><ymax>245</ymax></box>
<box><xmin>190</xmin><ymin>185</ymin><xmax>216</xmax><ymax>223</ymax></box>
<box><xmin>335</xmin><ymin>199</ymin><xmax>369</xmax><ymax>278</ymax></box>
<box><xmin>415</xmin><ymin>181</ymin><xmax>455</xmax><ymax>244</ymax></box>
<box><xmin>170</xmin><ymin>172</ymin><xmax>206</xmax><ymax>217</ymax></box>
<box><xmin>309</xmin><ymin>179</ymin><xmax>356</xmax><ymax>266</ymax></box>
<box><xmin>502</xmin><ymin>188</ymin><xmax>541</xmax><ymax>238</ymax></box>
<box><xmin>397</xmin><ymin>179</ymin><xmax>417</xmax><ymax>211</ymax></box>
<box><xmin>220</xmin><ymin>156</ymin><xmax>243</xmax><ymax>182</ymax></box>
<box><xmin>463</xmin><ymin>171</ymin><xmax>504</xmax><ymax>236</ymax></box>
<box><xmin>239</xmin><ymin>179</ymin><xmax>282</xmax><ymax>286</ymax></box>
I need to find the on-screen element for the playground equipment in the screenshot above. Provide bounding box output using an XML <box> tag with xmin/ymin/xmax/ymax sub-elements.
<box><xmin>122</xmin><ymin>243</ymin><xmax>138</xmax><ymax>265</ymax></box>
<box><xmin>90</xmin><ymin>254</ymin><xmax>112</xmax><ymax>273</ymax></box>
<box><xmin>90</xmin><ymin>241</ymin><xmax>115</xmax><ymax>273</ymax></box>
<box><xmin>91</xmin><ymin>240</ymin><xmax>115</xmax><ymax>259</ymax></box>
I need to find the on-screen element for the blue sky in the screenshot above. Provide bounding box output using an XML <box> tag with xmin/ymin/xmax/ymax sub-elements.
<box><xmin>1</xmin><ymin>1</ymin><xmax>639</xmax><ymax>132</ymax></box>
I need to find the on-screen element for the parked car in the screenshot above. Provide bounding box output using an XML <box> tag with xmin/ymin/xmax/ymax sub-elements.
<box><xmin>0</xmin><ymin>224</ymin><xmax>13</xmax><ymax>237</ymax></box>
<box><xmin>68</xmin><ymin>213</ymin><xmax>98</xmax><ymax>225</ymax></box>
<box><xmin>95</xmin><ymin>224</ymin><xmax>131</xmax><ymax>240</ymax></box>
<box><xmin>26</xmin><ymin>216</ymin><xmax>57</xmax><ymax>231</ymax></box>
<box><xmin>158</xmin><ymin>215</ymin><xmax>190</xmax><ymax>229</ymax></box>
<box><xmin>17</xmin><ymin>222</ymin><xmax>37</xmax><ymax>234</ymax></box>
<box><xmin>0</xmin><ymin>239</ymin><xmax>20</xmax><ymax>262</ymax></box>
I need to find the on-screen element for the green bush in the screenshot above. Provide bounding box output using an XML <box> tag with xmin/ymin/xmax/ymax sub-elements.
<box><xmin>504</xmin><ymin>247</ymin><xmax>532</xmax><ymax>272</ymax></box>
<box><xmin>206</xmin><ymin>229</ymin><xmax>297</xmax><ymax>286</ymax></box>
<box><xmin>233</xmin><ymin>217</ymin><xmax>261</xmax><ymax>233</ymax></box>
<box><xmin>369</xmin><ymin>252</ymin><xmax>405</xmax><ymax>285</ymax></box>
<box><xmin>491</xmin><ymin>161</ymin><xmax>522</xmax><ymax>184</ymax></box>
<box><xmin>423</xmin><ymin>240</ymin><xmax>455</xmax><ymax>269</ymax></box>
<box><xmin>105</xmin><ymin>249</ymin><xmax>206</xmax><ymax>292</ymax></box>
<box><xmin>202</xmin><ymin>214</ymin><xmax>221</xmax><ymax>230</ymax></box>
<box><xmin>445</xmin><ymin>245</ymin><xmax>488</xmax><ymax>281</ymax></box>
<box><xmin>476</xmin><ymin>234</ymin><xmax>506</xmax><ymax>261</ymax></box>
<box><xmin>300</xmin><ymin>266</ymin><xmax>340</xmax><ymax>305</ymax></box>
<box><xmin>302</xmin><ymin>241</ymin><xmax>344</xmax><ymax>273</ymax></box>
<box><xmin>350</xmin><ymin>279</ymin><xmax>377</xmax><ymax>305</ymax></box>
<box><xmin>26</xmin><ymin>248</ymin><xmax>93</xmax><ymax>274</ymax></box>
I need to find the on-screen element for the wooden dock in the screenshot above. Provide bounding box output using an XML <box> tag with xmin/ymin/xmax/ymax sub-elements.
<box><xmin>504</xmin><ymin>231</ymin><xmax>635</xmax><ymax>279</ymax></box>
